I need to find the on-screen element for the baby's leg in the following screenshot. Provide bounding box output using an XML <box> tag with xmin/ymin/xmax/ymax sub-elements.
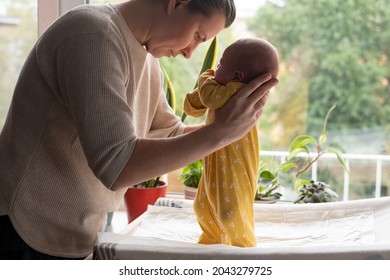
<box><xmin>193</xmin><ymin>181</ymin><xmax>222</xmax><ymax>244</ymax></box>
<box><xmin>211</xmin><ymin>176</ymin><xmax>257</xmax><ymax>247</ymax></box>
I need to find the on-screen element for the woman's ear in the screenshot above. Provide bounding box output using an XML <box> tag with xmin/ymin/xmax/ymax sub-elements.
<box><xmin>176</xmin><ymin>0</ymin><xmax>191</xmax><ymax>6</ymax></box>
<box><xmin>233</xmin><ymin>71</ymin><xmax>245</xmax><ymax>82</ymax></box>
<box><xmin>167</xmin><ymin>0</ymin><xmax>191</xmax><ymax>14</ymax></box>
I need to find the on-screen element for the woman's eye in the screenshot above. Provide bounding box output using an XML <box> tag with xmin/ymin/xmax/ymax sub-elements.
<box><xmin>195</xmin><ymin>32</ymin><xmax>201</xmax><ymax>40</ymax></box>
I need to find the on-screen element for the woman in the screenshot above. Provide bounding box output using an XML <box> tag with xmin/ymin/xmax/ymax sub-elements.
<box><xmin>0</xmin><ymin>0</ymin><xmax>278</xmax><ymax>259</ymax></box>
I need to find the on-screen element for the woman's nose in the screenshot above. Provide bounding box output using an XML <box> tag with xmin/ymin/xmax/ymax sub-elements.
<box><xmin>181</xmin><ymin>41</ymin><xmax>201</xmax><ymax>59</ymax></box>
<box><xmin>181</xmin><ymin>47</ymin><xmax>193</xmax><ymax>59</ymax></box>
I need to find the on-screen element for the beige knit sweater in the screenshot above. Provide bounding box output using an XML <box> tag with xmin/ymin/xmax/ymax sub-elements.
<box><xmin>0</xmin><ymin>4</ymin><xmax>184</xmax><ymax>258</ymax></box>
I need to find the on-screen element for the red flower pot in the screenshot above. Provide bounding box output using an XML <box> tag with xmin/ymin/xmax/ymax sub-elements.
<box><xmin>124</xmin><ymin>181</ymin><xmax>167</xmax><ymax>223</ymax></box>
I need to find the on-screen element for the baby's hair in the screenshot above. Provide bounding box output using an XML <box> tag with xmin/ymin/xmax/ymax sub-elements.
<box><xmin>232</xmin><ymin>38</ymin><xmax>279</xmax><ymax>82</ymax></box>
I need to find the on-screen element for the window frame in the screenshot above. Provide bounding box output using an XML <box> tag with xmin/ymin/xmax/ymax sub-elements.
<box><xmin>38</xmin><ymin>0</ymin><xmax>86</xmax><ymax>36</ymax></box>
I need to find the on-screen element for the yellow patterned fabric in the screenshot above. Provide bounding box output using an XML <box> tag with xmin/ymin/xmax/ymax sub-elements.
<box><xmin>183</xmin><ymin>70</ymin><xmax>259</xmax><ymax>247</ymax></box>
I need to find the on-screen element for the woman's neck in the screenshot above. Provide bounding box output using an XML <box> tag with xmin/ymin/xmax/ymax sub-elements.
<box><xmin>114</xmin><ymin>0</ymin><xmax>164</xmax><ymax>46</ymax></box>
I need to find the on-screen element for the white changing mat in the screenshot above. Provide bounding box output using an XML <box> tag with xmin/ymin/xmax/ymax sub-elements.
<box><xmin>94</xmin><ymin>197</ymin><xmax>390</xmax><ymax>259</ymax></box>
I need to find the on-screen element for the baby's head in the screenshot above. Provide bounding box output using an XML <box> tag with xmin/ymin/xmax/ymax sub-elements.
<box><xmin>214</xmin><ymin>38</ymin><xmax>279</xmax><ymax>85</ymax></box>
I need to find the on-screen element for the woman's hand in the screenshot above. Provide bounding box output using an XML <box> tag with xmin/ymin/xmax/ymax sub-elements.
<box><xmin>212</xmin><ymin>73</ymin><xmax>279</xmax><ymax>144</ymax></box>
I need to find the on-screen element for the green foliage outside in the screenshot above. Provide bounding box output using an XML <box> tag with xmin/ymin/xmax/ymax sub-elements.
<box><xmin>248</xmin><ymin>0</ymin><xmax>390</xmax><ymax>153</ymax></box>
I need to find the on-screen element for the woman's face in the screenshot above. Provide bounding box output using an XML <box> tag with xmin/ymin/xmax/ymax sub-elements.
<box><xmin>144</xmin><ymin>4</ymin><xmax>226</xmax><ymax>59</ymax></box>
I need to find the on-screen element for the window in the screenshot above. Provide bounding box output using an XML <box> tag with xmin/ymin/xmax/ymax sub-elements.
<box><xmin>1</xmin><ymin>0</ymin><xmax>389</xmax><ymax>200</ymax></box>
<box><xmin>247</xmin><ymin>0</ymin><xmax>390</xmax><ymax>200</ymax></box>
<box><xmin>0</xmin><ymin>0</ymin><xmax>37</xmax><ymax>127</ymax></box>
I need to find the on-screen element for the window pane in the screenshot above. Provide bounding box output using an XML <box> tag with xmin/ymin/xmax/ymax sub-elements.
<box><xmin>248</xmin><ymin>0</ymin><xmax>390</xmax><ymax>155</ymax></box>
<box><xmin>247</xmin><ymin>0</ymin><xmax>390</xmax><ymax>200</ymax></box>
<box><xmin>0</xmin><ymin>0</ymin><xmax>37</xmax><ymax>127</ymax></box>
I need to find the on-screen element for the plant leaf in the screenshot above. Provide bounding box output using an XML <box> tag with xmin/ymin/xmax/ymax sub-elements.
<box><xmin>259</xmin><ymin>170</ymin><xmax>275</xmax><ymax>180</ymax></box>
<box><xmin>293</xmin><ymin>178</ymin><xmax>310</xmax><ymax>193</ymax></box>
<box><xmin>195</xmin><ymin>36</ymin><xmax>219</xmax><ymax>87</ymax></box>
<box><xmin>162</xmin><ymin>67</ymin><xmax>176</xmax><ymax>111</ymax></box>
<box><xmin>288</xmin><ymin>135</ymin><xmax>317</xmax><ymax>159</ymax></box>
<box><xmin>258</xmin><ymin>170</ymin><xmax>276</xmax><ymax>187</ymax></box>
<box><xmin>319</xmin><ymin>104</ymin><xmax>336</xmax><ymax>145</ymax></box>
<box><xmin>287</xmin><ymin>147</ymin><xmax>310</xmax><ymax>160</ymax></box>
<box><xmin>277</xmin><ymin>161</ymin><xmax>297</xmax><ymax>173</ymax></box>
<box><xmin>324</xmin><ymin>147</ymin><xmax>350</xmax><ymax>175</ymax></box>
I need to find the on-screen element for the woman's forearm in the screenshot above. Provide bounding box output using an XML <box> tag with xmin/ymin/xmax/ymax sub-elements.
<box><xmin>111</xmin><ymin>123</ymin><xmax>225</xmax><ymax>191</ymax></box>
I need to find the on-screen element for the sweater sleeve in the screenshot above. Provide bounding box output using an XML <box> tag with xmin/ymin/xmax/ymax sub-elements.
<box><xmin>48</xmin><ymin>33</ymin><xmax>136</xmax><ymax>188</ymax></box>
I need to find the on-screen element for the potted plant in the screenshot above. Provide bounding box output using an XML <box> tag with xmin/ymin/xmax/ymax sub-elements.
<box><xmin>257</xmin><ymin>104</ymin><xmax>349</xmax><ymax>203</ymax></box>
<box><xmin>255</xmin><ymin>162</ymin><xmax>283</xmax><ymax>203</ymax></box>
<box><xmin>179</xmin><ymin>160</ymin><xmax>203</xmax><ymax>199</ymax></box>
<box><xmin>294</xmin><ymin>180</ymin><xmax>339</xmax><ymax>203</ymax></box>
<box><xmin>124</xmin><ymin>177</ymin><xmax>168</xmax><ymax>223</ymax></box>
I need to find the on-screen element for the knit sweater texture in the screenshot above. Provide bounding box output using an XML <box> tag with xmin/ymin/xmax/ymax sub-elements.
<box><xmin>0</xmin><ymin>4</ymin><xmax>184</xmax><ymax>258</ymax></box>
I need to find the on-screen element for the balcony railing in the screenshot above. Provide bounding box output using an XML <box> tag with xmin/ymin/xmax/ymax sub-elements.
<box><xmin>260</xmin><ymin>151</ymin><xmax>390</xmax><ymax>201</ymax></box>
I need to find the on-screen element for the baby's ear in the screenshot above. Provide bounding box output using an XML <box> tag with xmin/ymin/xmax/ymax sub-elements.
<box><xmin>233</xmin><ymin>71</ymin><xmax>245</xmax><ymax>82</ymax></box>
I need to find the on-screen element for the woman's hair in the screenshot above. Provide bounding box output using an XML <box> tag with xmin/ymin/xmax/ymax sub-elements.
<box><xmin>187</xmin><ymin>0</ymin><xmax>236</xmax><ymax>28</ymax></box>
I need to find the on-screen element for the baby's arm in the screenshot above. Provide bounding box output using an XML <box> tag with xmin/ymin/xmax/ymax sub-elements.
<box><xmin>198</xmin><ymin>71</ymin><xmax>243</xmax><ymax>110</ymax></box>
<box><xmin>183</xmin><ymin>88</ymin><xmax>207</xmax><ymax>117</ymax></box>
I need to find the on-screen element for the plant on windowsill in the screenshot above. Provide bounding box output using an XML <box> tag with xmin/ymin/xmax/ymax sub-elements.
<box><xmin>256</xmin><ymin>104</ymin><xmax>349</xmax><ymax>204</ymax></box>
<box><xmin>124</xmin><ymin>177</ymin><xmax>168</xmax><ymax>223</ymax></box>
<box><xmin>254</xmin><ymin>163</ymin><xmax>283</xmax><ymax>203</ymax></box>
<box><xmin>179</xmin><ymin>159</ymin><xmax>203</xmax><ymax>199</ymax></box>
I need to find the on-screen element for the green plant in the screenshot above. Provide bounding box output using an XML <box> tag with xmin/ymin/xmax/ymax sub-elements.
<box><xmin>179</xmin><ymin>160</ymin><xmax>203</xmax><ymax>188</ymax></box>
<box><xmin>294</xmin><ymin>180</ymin><xmax>338</xmax><ymax>203</ymax></box>
<box><xmin>162</xmin><ymin>67</ymin><xmax>176</xmax><ymax>112</ymax></box>
<box><xmin>255</xmin><ymin>180</ymin><xmax>283</xmax><ymax>201</ymax></box>
<box><xmin>255</xmin><ymin>161</ymin><xmax>283</xmax><ymax>201</ymax></box>
<box><xmin>257</xmin><ymin>104</ymin><xmax>349</xmax><ymax>203</ymax></box>
<box><xmin>134</xmin><ymin>177</ymin><xmax>162</xmax><ymax>188</ymax></box>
